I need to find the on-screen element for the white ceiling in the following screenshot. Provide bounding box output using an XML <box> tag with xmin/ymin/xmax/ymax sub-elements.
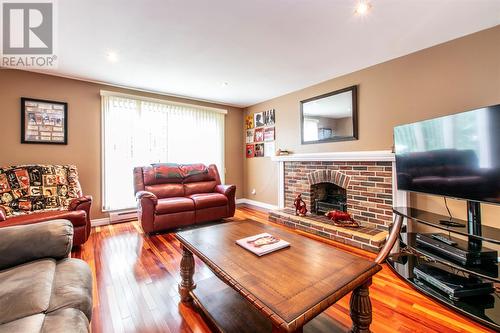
<box><xmin>39</xmin><ymin>0</ymin><xmax>500</xmax><ymax>107</ymax></box>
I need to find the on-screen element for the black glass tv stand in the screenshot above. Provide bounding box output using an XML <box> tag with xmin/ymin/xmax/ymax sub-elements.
<box><xmin>439</xmin><ymin>219</ymin><xmax>466</xmax><ymax>228</ymax></box>
<box><xmin>388</xmin><ymin>207</ymin><xmax>500</xmax><ymax>331</ymax></box>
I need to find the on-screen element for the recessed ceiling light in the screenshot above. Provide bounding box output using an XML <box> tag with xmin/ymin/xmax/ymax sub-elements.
<box><xmin>354</xmin><ymin>1</ymin><xmax>371</xmax><ymax>16</ymax></box>
<box><xmin>106</xmin><ymin>51</ymin><xmax>119</xmax><ymax>63</ymax></box>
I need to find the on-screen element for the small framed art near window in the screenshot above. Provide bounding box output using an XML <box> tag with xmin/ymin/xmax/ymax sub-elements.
<box><xmin>21</xmin><ymin>97</ymin><xmax>68</xmax><ymax>145</ymax></box>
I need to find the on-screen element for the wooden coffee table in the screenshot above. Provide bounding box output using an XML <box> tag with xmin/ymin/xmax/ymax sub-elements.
<box><xmin>175</xmin><ymin>220</ymin><xmax>381</xmax><ymax>333</ymax></box>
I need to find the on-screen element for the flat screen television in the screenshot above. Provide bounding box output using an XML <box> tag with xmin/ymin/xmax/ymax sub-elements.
<box><xmin>394</xmin><ymin>104</ymin><xmax>500</xmax><ymax>205</ymax></box>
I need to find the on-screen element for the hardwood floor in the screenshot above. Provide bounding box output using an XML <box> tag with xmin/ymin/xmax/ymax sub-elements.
<box><xmin>71</xmin><ymin>205</ymin><xmax>495</xmax><ymax>333</ymax></box>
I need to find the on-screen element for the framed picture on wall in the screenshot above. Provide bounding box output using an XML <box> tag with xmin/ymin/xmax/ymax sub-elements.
<box><xmin>254</xmin><ymin>143</ymin><xmax>264</xmax><ymax>157</ymax></box>
<box><xmin>264</xmin><ymin>127</ymin><xmax>275</xmax><ymax>141</ymax></box>
<box><xmin>246</xmin><ymin>129</ymin><xmax>254</xmax><ymax>143</ymax></box>
<box><xmin>254</xmin><ymin>112</ymin><xmax>265</xmax><ymax>127</ymax></box>
<box><xmin>246</xmin><ymin>144</ymin><xmax>255</xmax><ymax>158</ymax></box>
<box><xmin>245</xmin><ymin>115</ymin><xmax>254</xmax><ymax>129</ymax></box>
<box><xmin>21</xmin><ymin>98</ymin><xmax>68</xmax><ymax>145</ymax></box>
<box><xmin>254</xmin><ymin>128</ymin><xmax>264</xmax><ymax>142</ymax></box>
<box><xmin>264</xmin><ymin>109</ymin><xmax>275</xmax><ymax>126</ymax></box>
<box><xmin>264</xmin><ymin>141</ymin><xmax>275</xmax><ymax>157</ymax></box>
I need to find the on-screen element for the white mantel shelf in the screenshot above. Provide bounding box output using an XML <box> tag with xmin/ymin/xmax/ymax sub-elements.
<box><xmin>271</xmin><ymin>150</ymin><xmax>395</xmax><ymax>162</ymax></box>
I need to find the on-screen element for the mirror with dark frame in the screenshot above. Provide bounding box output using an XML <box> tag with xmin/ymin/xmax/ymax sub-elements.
<box><xmin>300</xmin><ymin>85</ymin><xmax>358</xmax><ymax>144</ymax></box>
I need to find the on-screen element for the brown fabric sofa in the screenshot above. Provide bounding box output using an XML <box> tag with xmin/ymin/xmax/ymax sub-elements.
<box><xmin>134</xmin><ymin>164</ymin><xmax>236</xmax><ymax>233</ymax></box>
<box><xmin>0</xmin><ymin>165</ymin><xmax>92</xmax><ymax>246</ymax></box>
<box><xmin>0</xmin><ymin>220</ymin><xmax>92</xmax><ymax>332</ymax></box>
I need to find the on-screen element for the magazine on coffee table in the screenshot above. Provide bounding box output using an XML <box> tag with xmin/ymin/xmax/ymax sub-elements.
<box><xmin>236</xmin><ymin>233</ymin><xmax>290</xmax><ymax>256</ymax></box>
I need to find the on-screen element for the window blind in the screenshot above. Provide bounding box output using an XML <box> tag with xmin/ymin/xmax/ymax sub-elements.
<box><xmin>102</xmin><ymin>93</ymin><xmax>225</xmax><ymax>211</ymax></box>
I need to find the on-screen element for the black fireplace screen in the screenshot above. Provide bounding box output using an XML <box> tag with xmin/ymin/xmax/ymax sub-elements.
<box><xmin>311</xmin><ymin>182</ymin><xmax>347</xmax><ymax>215</ymax></box>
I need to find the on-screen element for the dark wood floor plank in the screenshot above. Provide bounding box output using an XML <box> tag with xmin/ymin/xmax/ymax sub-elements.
<box><xmin>72</xmin><ymin>205</ymin><xmax>495</xmax><ymax>333</ymax></box>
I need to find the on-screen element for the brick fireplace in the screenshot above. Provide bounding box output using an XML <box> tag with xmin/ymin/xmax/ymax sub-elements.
<box><xmin>268</xmin><ymin>151</ymin><xmax>407</xmax><ymax>252</ymax></box>
<box><xmin>285</xmin><ymin>161</ymin><xmax>393</xmax><ymax>230</ymax></box>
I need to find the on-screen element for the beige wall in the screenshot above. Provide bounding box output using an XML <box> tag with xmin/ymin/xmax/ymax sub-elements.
<box><xmin>0</xmin><ymin>69</ymin><xmax>244</xmax><ymax>219</ymax></box>
<box><xmin>244</xmin><ymin>26</ymin><xmax>500</xmax><ymax>226</ymax></box>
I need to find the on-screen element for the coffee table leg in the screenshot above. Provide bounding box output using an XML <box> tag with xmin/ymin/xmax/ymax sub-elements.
<box><xmin>179</xmin><ymin>245</ymin><xmax>196</xmax><ymax>303</ymax></box>
<box><xmin>349</xmin><ymin>279</ymin><xmax>373</xmax><ymax>333</ymax></box>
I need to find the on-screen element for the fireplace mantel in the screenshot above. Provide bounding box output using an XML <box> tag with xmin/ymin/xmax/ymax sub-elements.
<box><xmin>271</xmin><ymin>150</ymin><xmax>395</xmax><ymax>162</ymax></box>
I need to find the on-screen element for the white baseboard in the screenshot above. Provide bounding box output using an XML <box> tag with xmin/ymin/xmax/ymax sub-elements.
<box><xmin>91</xmin><ymin>217</ymin><xmax>110</xmax><ymax>227</ymax></box>
<box><xmin>92</xmin><ymin>199</ymin><xmax>277</xmax><ymax>226</ymax></box>
<box><xmin>236</xmin><ymin>198</ymin><xmax>278</xmax><ymax>211</ymax></box>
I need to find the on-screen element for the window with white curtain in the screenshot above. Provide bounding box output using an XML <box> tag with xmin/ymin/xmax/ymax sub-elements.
<box><xmin>101</xmin><ymin>92</ymin><xmax>225</xmax><ymax>211</ymax></box>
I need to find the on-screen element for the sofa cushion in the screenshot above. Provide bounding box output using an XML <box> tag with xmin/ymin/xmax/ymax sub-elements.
<box><xmin>0</xmin><ymin>259</ymin><xmax>56</xmax><ymax>324</ymax></box>
<box><xmin>0</xmin><ymin>313</ymin><xmax>45</xmax><ymax>333</ymax></box>
<box><xmin>184</xmin><ymin>181</ymin><xmax>217</xmax><ymax>196</ymax></box>
<box><xmin>145</xmin><ymin>183</ymin><xmax>184</xmax><ymax>199</ymax></box>
<box><xmin>188</xmin><ymin>193</ymin><xmax>228</xmax><ymax>209</ymax></box>
<box><xmin>156</xmin><ymin>197</ymin><xmax>195</xmax><ymax>214</ymax></box>
<box><xmin>41</xmin><ymin>308</ymin><xmax>90</xmax><ymax>333</ymax></box>
<box><xmin>47</xmin><ymin>259</ymin><xmax>93</xmax><ymax>320</ymax></box>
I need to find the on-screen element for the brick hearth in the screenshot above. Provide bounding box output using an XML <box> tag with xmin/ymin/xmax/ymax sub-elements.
<box><xmin>269</xmin><ymin>209</ymin><xmax>387</xmax><ymax>253</ymax></box>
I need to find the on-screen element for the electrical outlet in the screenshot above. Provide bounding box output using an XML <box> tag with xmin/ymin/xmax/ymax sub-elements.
<box><xmin>251</xmin><ymin>188</ymin><xmax>256</xmax><ymax>195</ymax></box>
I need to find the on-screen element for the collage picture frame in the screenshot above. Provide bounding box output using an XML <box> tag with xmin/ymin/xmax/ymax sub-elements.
<box><xmin>21</xmin><ymin>97</ymin><xmax>68</xmax><ymax>145</ymax></box>
<box><xmin>245</xmin><ymin>109</ymin><xmax>275</xmax><ymax>158</ymax></box>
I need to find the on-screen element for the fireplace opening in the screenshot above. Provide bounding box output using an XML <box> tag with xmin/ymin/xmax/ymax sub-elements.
<box><xmin>310</xmin><ymin>182</ymin><xmax>347</xmax><ymax>215</ymax></box>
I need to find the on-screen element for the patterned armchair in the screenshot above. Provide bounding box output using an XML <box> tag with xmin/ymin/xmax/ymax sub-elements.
<box><xmin>0</xmin><ymin>165</ymin><xmax>92</xmax><ymax>246</ymax></box>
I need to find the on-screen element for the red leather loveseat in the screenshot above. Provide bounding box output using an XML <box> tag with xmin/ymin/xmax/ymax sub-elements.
<box><xmin>133</xmin><ymin>163</ymin><xmax>236</xmax><ymax>233</ymax></box>
<box><xmin>0</xmin><ymin>164</ymin><xmax>91</xmax><ymax>246</ymax></box>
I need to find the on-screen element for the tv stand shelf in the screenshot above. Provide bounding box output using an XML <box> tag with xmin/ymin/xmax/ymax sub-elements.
<box><xmin>394</xmin><ymin>207</ymin><xmax>500</xmax><ymax>245</ymax></box>
<box><xmin>397</xmin><ymin>233</ymin><xmax>500</xmax><ymax>283</ymax></box>
<box><xmin>388</xmin><ymin>253</ymin><xmax>500</xmax><ymax>330</ymax></box>
<box><xmin>389</xmin><ymin>207</ymin><xmax>500</xmax><ymax>331</ymax></box>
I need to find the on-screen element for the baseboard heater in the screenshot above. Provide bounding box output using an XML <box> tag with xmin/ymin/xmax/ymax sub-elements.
<box><xmin>109</xmin><ymin>210</ymin><xmax>138</xmax><ymax>224</ymax></box>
